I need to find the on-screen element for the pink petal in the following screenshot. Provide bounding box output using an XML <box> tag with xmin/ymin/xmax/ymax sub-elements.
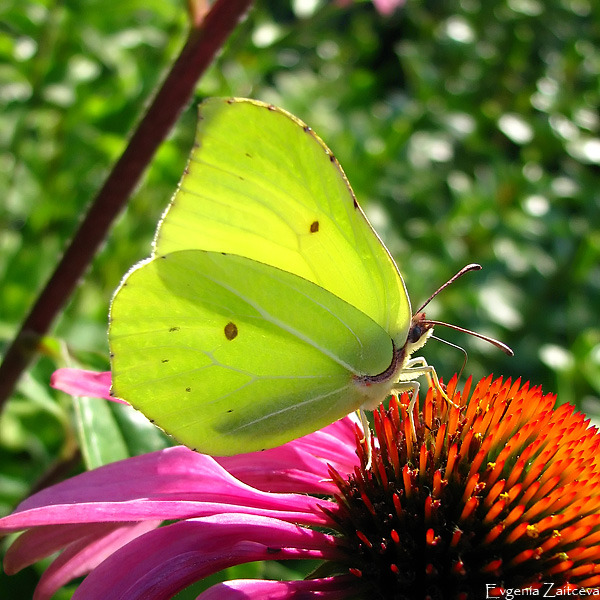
<box><xmin>218</xmin><ymin>415</ymin><xmax>360</xmax><ymax>494</ymax></box>
<box><xmin>72</xmin><ymin>515</ymin><xmax>344</xmax><ymax>600</ymax></box>
<box><xmin>50</xmin><ymin>369</ymin><xmax>125</xmax><ymax>403</ymax></box>
<box><xmin>0</xmin><ymin>495</ymin><xmax>334</xmax><ymax>531</ymax></box>
<box><xmin>197</xmin><ymin>576</ymin><xmax>355</xmax><ymax>599</ymax></box>
<box><xmin>7</xmin><ymin>446</ymin><xmax>330</xmax><ymax>525</ymax></box>
<box><xmin>217</xmin><ymin>446</ymin><xmax>337</xmax><ymax>494</ymax></box>
<box><xmin>284</xmin><ymin>415</ymin><xmax>359</xmax><ymax>466</ymax></box>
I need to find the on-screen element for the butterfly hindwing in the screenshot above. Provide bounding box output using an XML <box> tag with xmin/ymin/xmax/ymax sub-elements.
<box><xmin>110</xmin><ymin>250</ymin><xmax>394</xmax><ymax>455</ymax></box>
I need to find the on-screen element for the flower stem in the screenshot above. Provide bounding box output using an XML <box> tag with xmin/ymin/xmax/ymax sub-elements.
<box><xmin>0</xmin><ymin>0</ymin><xmax>254</xmax><ymax>410</ymax></box>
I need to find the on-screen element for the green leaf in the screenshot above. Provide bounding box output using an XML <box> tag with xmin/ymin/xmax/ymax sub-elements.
<box><xmin>73</xmin><ymin>396</ymin><xmax>129</xmax><ymax>469</ymax></box>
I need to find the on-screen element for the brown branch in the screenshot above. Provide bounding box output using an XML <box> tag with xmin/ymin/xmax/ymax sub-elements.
<box><xmin>0</xmin><ymin>0</ymin><xmax>255</xmax><ymax>410</ymax></box>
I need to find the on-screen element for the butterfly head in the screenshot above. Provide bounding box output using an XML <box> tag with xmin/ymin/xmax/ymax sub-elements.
<box><xmin>404</xmin><ymin>312</ymin><xmax>435</xmax><ymax>358</ymax></box>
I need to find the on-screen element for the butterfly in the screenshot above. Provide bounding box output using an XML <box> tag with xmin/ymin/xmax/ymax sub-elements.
<box><xmin>108</xmin><ymin>97</ymin><xmax>471</xmax><ymax>456</ymax></box>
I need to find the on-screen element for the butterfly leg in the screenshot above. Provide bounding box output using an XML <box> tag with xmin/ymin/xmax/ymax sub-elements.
<box><xmin>390</xmin><ymin>380</ymin><xmax>422</xmax><ymax>441</ymax></box>
<box><xmin>393</xmin><ymin>357</ymin><xmax>459</xmax><ymax>441</ymax></box>
<box><xmin>357</xmin><ymin>408</ymin><xmax>373</xmax><ymax>469</ymax></box>
<box><xmin>403</xmin><ymin>356</ymin><xmax>459</xmax><ymax>409</ymax></box>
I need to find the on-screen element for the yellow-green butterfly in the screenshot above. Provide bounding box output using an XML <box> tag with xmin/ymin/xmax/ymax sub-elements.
<box><xmin>108</xmin><ymin>98</ymin><xmax>453</xmax><ymax>456</ymax></box>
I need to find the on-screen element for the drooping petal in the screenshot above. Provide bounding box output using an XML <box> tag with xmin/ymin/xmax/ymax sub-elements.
<box><xmin>0</xmin><ymin>448</ymin><xmax>337</xmax><ymax>577</ymax></box>
<box><xmin>2</xmin><ymin>447</ymin><xmax>333</xmax><ymax>524</ymax></box>
<box><xmin>197</xmin><ymin>576</ymin><xmax>355</xmax><ymax>599</ymax></box>
<box><xmin>31</xmin><ymin>521</ymin><xmax>160</xmax><ymax>600</ymax></box>
<box><xmin>4</xmin><ymin>522</ymin><xmax>134</xmax><ymax>573</ymax></box>
<box><xmin>50</xmin><ymin>369</ymin><xmax>123</xmax><ymax>403</ymax></box>
<box><xmin>71</xmin><ymin>514</ymin><xmax>345</xmax><ymax>600</ymax></box>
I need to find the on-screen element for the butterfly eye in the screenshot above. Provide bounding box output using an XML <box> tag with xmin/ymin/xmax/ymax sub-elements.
<box><xmin>408</xmin><ymin>325</ymin><xmax>424</xmax><ymax>344</ymax></box>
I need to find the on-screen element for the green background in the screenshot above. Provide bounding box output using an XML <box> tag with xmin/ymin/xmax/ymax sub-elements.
<box><xmin>1</xmin><ymin>0</ymin><xmax>599</xmax><ymax>597</ymax></box>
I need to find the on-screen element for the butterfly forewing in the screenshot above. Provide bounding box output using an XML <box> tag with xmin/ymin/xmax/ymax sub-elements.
<box><xmin>154</xmin><ymin>98</ymin><xmax>411</xmax><ymax>345</ymax></box>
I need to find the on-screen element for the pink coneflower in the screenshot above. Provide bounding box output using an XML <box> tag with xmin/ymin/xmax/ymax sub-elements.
<box><xmin>1</xmin><ymin>370</ymin><xmax>600</xmax><ymax>599</ymax></box>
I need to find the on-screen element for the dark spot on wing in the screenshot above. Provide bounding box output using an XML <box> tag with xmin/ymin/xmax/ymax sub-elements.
<box><xmin>227</xmin><ymin>409</ymin><xmax>234</xmax><ymax>413</ymax></box>
<box><xmin>186</xmin><ymin>387</ymin><xmax>191</xmax><ymax>392</ymax></box>
<box><xmin>161</xmin><ymin>359</ymin><xmax>169</xmax><ymax>363</ymax></box>
<box><xmin>303</xmin><ymin>125</ymin><xmax>311</xmax><ymax>133</ymax></box>
<box><xmin>169</xmin><ymin>326</ymin><xmax>180</xmax><ymax>332</ymax></box>
<box><xmin>310</xmin><ymin>220</ymin><xmax>319</xmax><ymax>233</ymax></box>
<box><xmin>353</xmin><ymin>199</ymin><xmax>359</xmax><ymax>209</ymax></box>
<box><xmin>329</xmin><ymin>154</ymin><xmax>336</xmax><ymax>163</ymax></box>
<box><xmin>245</xmin><ymin>152</ymin><xmax>252</xmax><ymax>158</ymax></box>
<box><xmin>224</xmin><ymin>321</ymin><xmax>238</xmax><ymax>340</ymax></box>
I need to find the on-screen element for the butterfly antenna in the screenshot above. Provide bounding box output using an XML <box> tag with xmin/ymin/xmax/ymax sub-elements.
<box><xmin>426</xmin><ymin>321</ymin><xmax>514</xmax><ymax>356</ymax></box>
<box><xmin>415</xmin><ymin>263</ymin><xmax>482</xmax><ymax>314</ymax></box>
<box><xmin>431</xmin><ymin>334</ymin><xmax>469</xmax><ymax>380</ymax></box>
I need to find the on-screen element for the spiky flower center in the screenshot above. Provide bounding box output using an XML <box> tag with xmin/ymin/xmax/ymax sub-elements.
<box><xmin>325</xmin><ymin>376</ymin><xmax>600</xmax><ymax>600</ymax></box>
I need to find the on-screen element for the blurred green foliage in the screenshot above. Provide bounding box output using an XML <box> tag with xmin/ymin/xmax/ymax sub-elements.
<box><xmin>1</xmin><ymin>0</ymin><xmax>599</xmax><ymax>596</ymax></box>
